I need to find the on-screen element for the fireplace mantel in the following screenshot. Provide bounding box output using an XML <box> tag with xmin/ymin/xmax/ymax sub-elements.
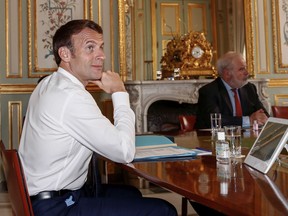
<box><xmin>125</xmin><ymin>79</ymin><xmax>270</xmax><ymax>134</ymax></box>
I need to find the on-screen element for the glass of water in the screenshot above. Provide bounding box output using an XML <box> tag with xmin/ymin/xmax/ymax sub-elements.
<box><xmin>224</xmin><ymin>125</ymin><xmax>242</xmax><ymax>158</ymax></box>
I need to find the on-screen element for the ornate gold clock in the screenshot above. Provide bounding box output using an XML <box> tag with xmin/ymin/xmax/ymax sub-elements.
<box><xmin>160</xmin><ymin>31</ymin><xmax>215</xmax><ymax>79</ymax></box>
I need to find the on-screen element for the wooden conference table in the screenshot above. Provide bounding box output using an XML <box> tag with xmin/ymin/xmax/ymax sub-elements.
<box><xmin>117</xmin><ymin>130</ymin><xmax>288</xmax><ymax>216</ymax></box>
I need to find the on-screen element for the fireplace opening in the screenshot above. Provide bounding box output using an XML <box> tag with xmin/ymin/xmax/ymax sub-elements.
<box><xmin>147</xmin><ymin>100</ymin><xmax>198</xmax><ymax>132</ymax></box>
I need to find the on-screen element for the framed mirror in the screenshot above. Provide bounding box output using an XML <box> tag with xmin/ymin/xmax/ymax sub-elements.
<box><xmin>117</xmin><ymin>0</ymin><xmax>254</xmax><ymax>81</ymax></box>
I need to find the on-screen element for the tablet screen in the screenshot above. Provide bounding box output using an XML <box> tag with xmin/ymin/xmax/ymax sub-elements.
<box><xmin>244</xmin><ymin>117</ymin><xmax>288</xmax><ymax>173</ymax></box>
<box><xmin>250</xmin><ymin>121</ymin><xmax>287</xmax><ymax>161</ymax></box>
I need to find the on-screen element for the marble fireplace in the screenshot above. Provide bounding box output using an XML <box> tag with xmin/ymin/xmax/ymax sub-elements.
<box><xmin>124</xmin><ymin>79</ymin><xmax>270</xmax><ymax>134</ymax></box>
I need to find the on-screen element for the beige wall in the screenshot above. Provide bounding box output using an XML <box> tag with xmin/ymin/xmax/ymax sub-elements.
<box><xmin>252</xmin><ymin>0</ymin><xmax>288</xmax><ymax>107</ymax></box>
<box><xmin>0</xmin><ymin>0</ymin><xmax>113</xmax><ymax>149</ymax></box>
<box><xmin>0</xmin><ymin>0</ymin><xmax>288</xmax><ymax>150</ymax></box>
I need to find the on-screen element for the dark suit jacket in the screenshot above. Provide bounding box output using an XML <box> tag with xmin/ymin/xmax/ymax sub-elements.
<box><xmin>195</xmin><ymin>77</ymin><xmax>269</xmax><ymax>129</ymax></box>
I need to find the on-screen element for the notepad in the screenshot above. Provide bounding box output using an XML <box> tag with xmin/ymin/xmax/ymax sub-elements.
<box><xmin>134</xmin><ymin>135</ymin><xmax>211</xmax><ymax>162</ymax></box>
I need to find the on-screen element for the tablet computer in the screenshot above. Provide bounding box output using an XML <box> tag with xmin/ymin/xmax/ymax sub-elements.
<box><xmin>244</xmin><ymin>117</ymin><xmax>288</xmax><ymax>174</ymax></box>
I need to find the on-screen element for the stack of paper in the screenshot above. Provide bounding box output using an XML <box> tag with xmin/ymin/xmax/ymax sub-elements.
<box><xmin>134</xmin><ymin>135</ymin><xmax>211</xmax><ymax>162</ymax></box>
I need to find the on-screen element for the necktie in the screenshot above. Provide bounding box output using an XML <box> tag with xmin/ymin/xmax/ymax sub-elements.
<box><xmin>232</xmin><ymin>89</ymin><xmax>242</xmax><ymax>116</ymax></box>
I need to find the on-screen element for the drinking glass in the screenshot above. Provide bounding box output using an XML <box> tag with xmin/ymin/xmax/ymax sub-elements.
<box><xmin>210</xmin><ymin>113</ymin><xmax>222</xmax><ymax>133</ymax></box>
<box><xmin>224</xmin><ymin>125</ymin><xmax>242</xmax><ymax>158</ymax></box>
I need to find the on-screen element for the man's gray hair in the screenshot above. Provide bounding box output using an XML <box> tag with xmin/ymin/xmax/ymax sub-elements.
<box><xmin>216</xmin><ymin>51</ymin><xmax>244</xmax><ymax>77</ymax></box>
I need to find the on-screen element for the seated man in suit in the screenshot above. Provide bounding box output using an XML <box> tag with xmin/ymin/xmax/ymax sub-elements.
<box><xmin>195</xmin><ymin>51</ymin><xmax>269</xmax><ymax>129</ymax></box>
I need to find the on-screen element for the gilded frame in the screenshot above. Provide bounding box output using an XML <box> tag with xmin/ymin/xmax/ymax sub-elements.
<box><xmin>274</xmin><ymin>94</ymin><xmax>288</xmax><ymax>105</ymax></box>
<box><xmin>117</xmin><ymin>0</ymin><xmax>127</xmax><ymax>81</ymax></box>
<box><xmin>28</xmin><ymin>0</ymin><xmax>93</xmax><ymax>77</ymax></box>
<box><xmin>118</xmin><ymin>0</ymin><xmax>255</xmax><ymax>80</ymax></box>
<box><xmin>244</xmin><ymin>0</ymin><xmax>254</xmax><ymax>77</ymax></box>
<box><xmin>272</xmin><ymin>0</ymin><xmax>288</xmax><ymax>73</ymax></box>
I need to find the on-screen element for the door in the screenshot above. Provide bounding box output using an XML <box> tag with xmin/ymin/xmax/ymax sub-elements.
<box><xmin>152</xmin><ymin>0</ymin><xmax>215</xmax><ymax>77</ymax></box>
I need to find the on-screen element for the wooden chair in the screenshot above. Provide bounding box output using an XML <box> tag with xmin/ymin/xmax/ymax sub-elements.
<box><xmin>0</xmin><ymin>140</ymin><xmax>34</xmax><ymax>216</ymax></box>
<box><xmin>271</xmin><ymin>106</ymin><xmax>288</xmax><ymax>119</ymax></box>
<box><xmin>178</xmin><ymin>115</ymin><xmax>197</xmax><ymax>132</ymax></box>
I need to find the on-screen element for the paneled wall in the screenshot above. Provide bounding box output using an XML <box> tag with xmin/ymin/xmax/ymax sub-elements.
<box><xmin>1</xmin><ymin>0</ymin><xmax>288</xmax><ymax>147</ymax></box>
<box><xmin>253</xmin><ymin>1</ymin><xmax>288</xmax><ymax>105</ymax></box>
<box><xmin>0</xmin><ymin>0</ymin><xmax>112</xmax><ymax>149</ymax></box>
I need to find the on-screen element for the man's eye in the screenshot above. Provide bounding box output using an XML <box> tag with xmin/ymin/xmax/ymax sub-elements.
<box><xmin>88</xmin><ymin>45</ymin><xmax>95</xmax><ymax>51</ymax></box>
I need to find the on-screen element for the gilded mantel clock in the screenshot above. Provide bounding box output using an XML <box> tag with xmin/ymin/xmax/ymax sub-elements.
<box><xmin>160</xmin><ymin>31</ymin><xmax>215</xmax><ymax>79</ymax></box>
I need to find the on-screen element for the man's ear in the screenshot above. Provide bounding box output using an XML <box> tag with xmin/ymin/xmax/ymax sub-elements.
<box><xmin>222</xmin><ymin>68</ymin><xmax>230</xmax><ymax>80</ymax></box>
<box><xmin>58</xmin><ymin>47</ymin><xmax>71</xmax><ymax>62</ymax></box>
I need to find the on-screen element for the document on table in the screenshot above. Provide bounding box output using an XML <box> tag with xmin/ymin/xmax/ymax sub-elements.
<box><xmin>134</xmin><ymin>146</ymin><xmax>198</xmax><ymax>161</ymax></box>
<box><xmin>133</xmin><ymin>135</ymin><xmax>211</xmax><ymax>162</ymax></box>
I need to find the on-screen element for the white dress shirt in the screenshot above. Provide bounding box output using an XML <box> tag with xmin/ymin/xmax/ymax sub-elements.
<box><xmin>19</xmin><ymin>67</ymin><xmax>135</xmax><ymax>195</ymax></box>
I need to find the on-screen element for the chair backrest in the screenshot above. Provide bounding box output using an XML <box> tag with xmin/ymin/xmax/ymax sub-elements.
<box><xmin>0</xmin><ymin>140</ymin><xmax>34</xmax><ymax>216</ymax></box>
<box><xmin>178</xmin><ymin>115</ymin><xmax>197</xmax><ymax>132</ymax></box>
<box><xmin>271</xmin><ymin>106</ymin><xmax>288</xmax><ymax>119</ymax></box>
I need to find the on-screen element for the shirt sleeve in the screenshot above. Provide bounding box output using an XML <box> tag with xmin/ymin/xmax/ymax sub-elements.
<box><xmin>242</xmin><ymin>116</ymin><xmax>250</xmax><ymax>128</ymax></box>
<box><xmin>62</xmin><ymin>90</ymin><xmax>136</xmax><ymax>163</ymax></box>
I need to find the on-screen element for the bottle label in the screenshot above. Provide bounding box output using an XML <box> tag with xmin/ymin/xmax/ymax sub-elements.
<box><xmin>216</xmin><ymin>143</ymin><xmax>230</xmax><ymax>161</ymax></box>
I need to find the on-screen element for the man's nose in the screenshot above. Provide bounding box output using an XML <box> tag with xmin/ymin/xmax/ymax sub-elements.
<box><xmin>98</xmin><ymin>50</ymin><xmax>106</xmax><ymax>60</ymax></box>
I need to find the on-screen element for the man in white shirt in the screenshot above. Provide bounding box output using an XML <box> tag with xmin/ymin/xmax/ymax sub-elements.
<box><xmin>19</xmin><ymin>19</ymin><xmax>177</xmax><ymax>216</ymax></box>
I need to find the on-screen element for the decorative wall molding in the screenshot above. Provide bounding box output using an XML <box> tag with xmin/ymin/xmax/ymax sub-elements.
<box><xmin>0</xmin><ymin>84</ymin><xmax>101</xmax><ymax>94</ymax></box>
<box><xmin>8</xmin><ymin>101</ymin><xmax>22</xmax><ymax>149</ymax></box>
<box><xmin>268</xmin><ymin>79</ymin><xmax>288</xmax><ymax>87</ymax></box>
<box><xmin>274</xmin><ymin>94</ymin><xmax>288</xmax><ymax>105</ymax></box>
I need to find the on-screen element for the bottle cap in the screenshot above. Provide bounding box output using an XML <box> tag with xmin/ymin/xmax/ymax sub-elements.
<box><xmin>217</xmin><ymin>131</ymin><xmax>225</xmax><ymax>140</ymax></box>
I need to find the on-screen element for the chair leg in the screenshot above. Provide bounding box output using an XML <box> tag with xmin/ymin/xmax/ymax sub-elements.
<box><xmin>181</xmin><ymin>197</ymin><xmax>188</xmax><ymax>216</ymax></box>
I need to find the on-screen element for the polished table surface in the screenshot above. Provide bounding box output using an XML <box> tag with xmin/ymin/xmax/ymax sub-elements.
<box><xmin>118</xmin><ymin>130</ymin><xmax>288</xmax><ymax>216</ymax></box>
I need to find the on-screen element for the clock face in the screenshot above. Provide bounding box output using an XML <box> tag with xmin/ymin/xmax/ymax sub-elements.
<box><xmin>192</xmin><ymin>46</ymin><xmax>204</xmax><ymax>59</ymax></box>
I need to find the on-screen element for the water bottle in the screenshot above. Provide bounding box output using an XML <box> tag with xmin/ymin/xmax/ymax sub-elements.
<box><xmin>216</xmin><ymin>131</ymin><xmax>230</xmax><ymax>163</ymax></box>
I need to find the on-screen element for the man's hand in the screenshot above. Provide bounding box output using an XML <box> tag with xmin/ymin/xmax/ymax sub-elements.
<box><xmin>249</xmin><ymin>109</ymin><xmax>268</xmax><ymax>126</ymax></box>
<box><xmin>91</xmin><ymin>70</ymin><xmax>126</xmax><ymax>93</ymax></box>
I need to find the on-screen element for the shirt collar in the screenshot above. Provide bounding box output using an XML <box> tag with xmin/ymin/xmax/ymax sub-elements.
<box><xmin>57</xmin><ymin>67</ymin><xmax>85</xmax><ymax>88</ymax></box>
<box><xmin>220</xmin><ymin>78</ymin><xmax>234</xmax><ymax>92</ymax></box>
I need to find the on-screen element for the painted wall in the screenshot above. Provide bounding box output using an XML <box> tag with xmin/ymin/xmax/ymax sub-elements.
<box><xmin>0</xmin><ymin>0</ymin><xmax>114</xmax><ymax>149</ymax></box>
<box><xmin>251</xmin><ymin>1</ymin><xmax>288</xmax><ymax>106</ymax></box>
<box><xmin>1</xmin><ymin>0</ymin><xmax>288</xmax><ymax>150</ymax></box>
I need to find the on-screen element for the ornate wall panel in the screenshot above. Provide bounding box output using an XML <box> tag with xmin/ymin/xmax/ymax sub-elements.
<box><xmin>5</xmin><ymin>0</ymin><xmax>22</xmax><ymax>78</ymax></box>
<box><xmin>187</xmin><ymin>3</ymin><xmax>207</xmax><ymax>33</ymax></box>
<box><xmin>8</xmin><ymin>101</ymin><xmax>23</xmax><ymax>149</ymax></box>
<box><xmin>274</xmin><ymin>94</ymin><xmax>288</xmax><ymax>105</ymax></box>
<box><xmin>255</xmin><ymin>0</ymin><xmax>270</xmax><ymax>74</ymax></box>
<box><xmin>0</xmin><ymin>0</ymin><xmax>102</xmax><ymax>148</ymax></box>
<box><xmin>27</xmin><ymin>0</ymin><xmax>94</xmax><ymax>77</ymax></box>
<box><xmin>272</xmin><ymin>0</ymin><xmax>288</xmax><ymax>73</ymax></box>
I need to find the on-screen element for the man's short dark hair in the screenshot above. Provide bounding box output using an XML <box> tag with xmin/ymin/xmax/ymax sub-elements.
<box><xmin>53</xmin><ymin>19</ymin><xmax>103</xmax><ymax>66</ymax></box>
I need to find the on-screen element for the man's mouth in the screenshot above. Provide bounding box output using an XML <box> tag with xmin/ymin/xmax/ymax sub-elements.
<box><xmin>92</xmin><ymin>65</ymin><xmax>103</xmax><ymax>70</ymax></box>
